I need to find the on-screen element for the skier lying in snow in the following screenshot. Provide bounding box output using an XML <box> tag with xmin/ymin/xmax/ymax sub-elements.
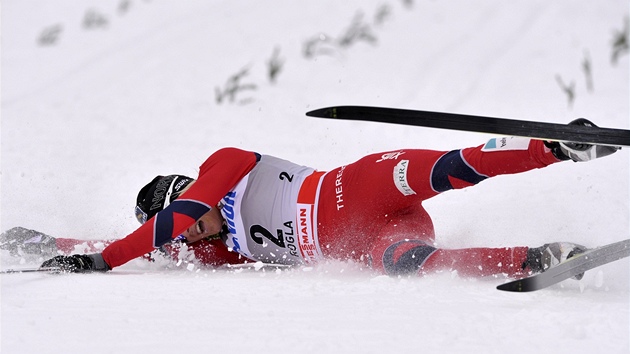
<box><xmin>0</xmin><ymin>119</ymin><xmax>621</xmax><ymax>278</ymax></box>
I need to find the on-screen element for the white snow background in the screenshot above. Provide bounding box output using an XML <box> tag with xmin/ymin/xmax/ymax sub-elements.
<box><xmin>1</xmin><ymin>1</ymin><xmax>629</xmax><ymax>353</ymax></box>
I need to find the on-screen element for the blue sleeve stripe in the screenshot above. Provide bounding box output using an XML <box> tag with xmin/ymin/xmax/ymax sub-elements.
<box><xmin>153</xmin><ymin>199</ymin><xmax>212</xmax><ymax>248</ymax></box>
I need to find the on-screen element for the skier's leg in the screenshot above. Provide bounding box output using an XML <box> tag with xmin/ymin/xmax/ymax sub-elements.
<box><xmin>0</xmin><ymin>227</ymin><xmax>118</xmax><ymax>258</ymax></box>
<box><xmin>1</xmin><ymin>227</ymin><xmax>62</xmax><ymax>257</ymax></box>
<box><xmin>430</xmin><ymin>138</ymin><xmax>560</xmax><ymax>194</ymax></box>
<box><xmin>370</xmin><ymin>225</ymin><xmax>586</xmax><ymax>278</ymax></box>
<box><xmin>368</xmin><ymin>211</ymin><xmax>530</xmax><ymax>277</ymax></box>
<box><xmin>55</xmin><ymin>238</ymin><xmax>114</xmax><ymax>254</ymax></box>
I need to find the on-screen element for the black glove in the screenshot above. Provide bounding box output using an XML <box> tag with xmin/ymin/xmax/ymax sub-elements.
<box><xmin>40</xmin><ymin>254</ymin><xmax>111</xmax><ymax>273</ymax></box>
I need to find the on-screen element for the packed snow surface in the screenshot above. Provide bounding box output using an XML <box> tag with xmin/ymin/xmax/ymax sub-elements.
<box><xmin>1</xmin><ymin>1</ymin><xmax>629</xmax><ymax>353</ymax></box>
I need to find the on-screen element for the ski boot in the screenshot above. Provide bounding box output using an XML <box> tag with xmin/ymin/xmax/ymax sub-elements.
<box><xmin>545</xmin><ymin>118</ymin><xmax>621</xmax><ymax>162</ymax></box>
<box><xmin>0</xmin><ymin>227</ymin><xmax>58</xmax><ymax>258</ymax></box>
<box><xmin>526</xmin><ymin>242</ymin><xmax>587</xmax><ymax>279</ymax></box>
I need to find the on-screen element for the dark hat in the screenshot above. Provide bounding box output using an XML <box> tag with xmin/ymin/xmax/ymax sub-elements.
<box><xmin>135</xmin><ymin>175</ymin><xmax>194</xmax><ymax>224</ymax></box>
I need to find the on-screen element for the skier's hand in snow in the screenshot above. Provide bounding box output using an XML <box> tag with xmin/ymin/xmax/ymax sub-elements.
<box><xmin>40</xmin><ymin>254</ymin><xmax>110</xmax><ymax>273</ymax></box>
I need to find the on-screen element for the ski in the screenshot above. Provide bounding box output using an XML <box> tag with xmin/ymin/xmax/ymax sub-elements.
<box><xmin>497</xmin><ymin>239</ymin><xmax>630</xmax><ymax>292</ymax></box>
<box><xmin>0</xmin><ymin>267</ymin><xmax>61</xmax><ymax>274</ymax></box>
<box><xmin>222</xmin><ymin>262</ymin><xmax>292</xmax><ymax>271</ymax></box>
<box><xmin>306</xmin><ymin>106</ymin><xmax>630</xmax><ymax>147</ymax></box>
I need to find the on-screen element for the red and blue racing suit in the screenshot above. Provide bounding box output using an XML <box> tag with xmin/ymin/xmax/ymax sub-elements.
<box><xmin>57</xmin><ymin>137</ymin><xmax>560</xmax><ymax>276</ymax></box>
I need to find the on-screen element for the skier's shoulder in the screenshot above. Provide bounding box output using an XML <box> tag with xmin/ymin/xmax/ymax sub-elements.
<box><xmin>199</xmin><ymin>147</ymin><xmax>261</xmax><ymax>174</ymax></box>
<box><xmin>211</xmin><ymin>147</ymin><xmax>261</xmax><ymax>161</ymax></box>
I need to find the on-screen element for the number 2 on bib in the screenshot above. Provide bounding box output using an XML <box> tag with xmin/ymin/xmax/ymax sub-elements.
<box><xmin>250</xmin><ymin>224</ymin><xmax>285</xmax><ymax>248</ymax></box>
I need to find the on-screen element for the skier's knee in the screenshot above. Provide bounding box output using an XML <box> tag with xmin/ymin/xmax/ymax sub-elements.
<box><xmin>431</xmin><ymin>150</ymin><xmax>487</xmax><ymax>192</ymax></box>
<box><xmin>382</xmin><ymin>240</ymin><xmax>437</xmax><ymax>276</ymax></box>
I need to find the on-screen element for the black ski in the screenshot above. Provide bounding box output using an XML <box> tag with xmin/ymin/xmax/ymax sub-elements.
<box><xmin>497</xmin><ymin>239</ymin><xmax>630</xmax><ymax>292</ymax></box>
<box><xmin>306</xmin><ymin>106</ymin><xmax>630</xmax><ymax>147</ymax></box>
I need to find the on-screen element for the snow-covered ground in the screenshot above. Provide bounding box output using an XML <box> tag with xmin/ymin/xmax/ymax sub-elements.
<box><xmin>1</xmin><ymin>1</ymin><xmax>629</xmax><ymax>353</ymax></box>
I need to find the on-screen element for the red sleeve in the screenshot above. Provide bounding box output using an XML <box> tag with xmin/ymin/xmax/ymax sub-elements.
<box><xmin>102</xmin><ymin>148</ymin><xmax>258</xmax><ymax>269</ymax></box>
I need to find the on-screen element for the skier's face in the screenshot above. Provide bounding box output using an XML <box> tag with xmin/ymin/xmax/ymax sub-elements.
<box><xmin>180</xmin><ymin>207</ymin><xmax>224</xmax><ymax>243</ymax></box>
